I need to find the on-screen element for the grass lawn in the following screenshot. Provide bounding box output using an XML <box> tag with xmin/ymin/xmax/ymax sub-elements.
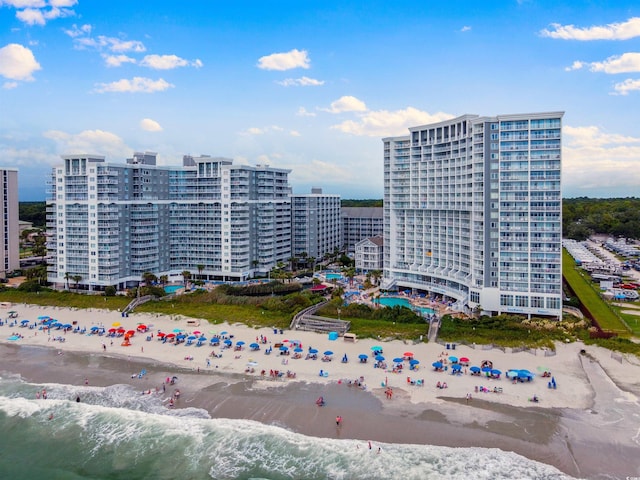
<box><xmin>562</xmin><ymin>249</ymin><xmax>632</xmax><ymax>335</ymax></box>
<box><xmin>0</xmin><ymin>289</ymin><xmax>131</xmax><ymax>311</ymax></box>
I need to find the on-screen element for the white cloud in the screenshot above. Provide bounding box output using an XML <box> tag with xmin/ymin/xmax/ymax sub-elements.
<box><xmin>0</xmin><ymin>1</ymin><xmax>46</xmax><ymax>7</ymax></box>
<box><xmin>0</xmin><ymin>43</ymin><xmax>41</xmax><ymax>81</ymax></box>
<box><xmin>565</xmin><ymin>60</ymin><xmax>586</xmax><ymax>71</ymax></box>
<box><xmin>257</xmin><ymin>48</ymin><xmax>310</xmax><ymax>71</ymax></box>
<box><xmin>43</xmin><ymin>129</ymin><xmax>132</xmax><ymax>160</ymax></box>
<box><xmin>277</xmin><ymin>76</ymin><xmax>324</xmax><ymax>87</ymax></box>
<box><xmin>94</xmin><ymin>77</ymin><xmax>174</xmax><ymax>93</ymax></box>
<box><xmin>322</xmin><ymin>95</ymin><xmax>367</xmax><ymax>113</ymax></box>
<box><xmin>140</xmin><ymin>118</ymin><xmax>163</xmax><ymax>132</ymax></box>
<box><xmin>72</xmin><ymin>35</ymin><xmax>146</xmax><ymax>53</ymax></box>
<box><xmin>139</xmin><ymin>54</ymin><xmax>203</xmax><ymax>70</ymax></box>
<box><xmin>460</xmin><ymin>26</ymin><xmax>471</xmax><ymax>32</ymax></box>
<box><xmin>541</xmin><ymin>17</ymin><xmax>640</xmax><ymax>40</ymax></box>
<box><xmin>103</xmin><ymin>54</ymin><xmax>136</xmax><ymax>67</ymax></box>
<box><xmin>239</xmin><ymin>125</ymin><xmax>289</xmax><ymax>136</ymax></box>
<box><xmin>64</xmin><ymin>23</ymin><xmax>91</xmax><ymax>38</ymax></box>
<box><xmin>245</xmin><ymin>127</ymin><xmax>265</xmax><ymax>135</ymax></box>
<box><xmin>290</xmin><ymin>130</ymin><xmax>301</xmax><ymax>137</ymax></box>
<box><xmin>3</xmin><ymin>81</ymin><xmax>18</xmax><ymax>89</ymax></box>
<box><xmin>612</xmin><ymin>78</ymin><xmax>640</xmax><ymax>95</ymax></box>
<box><xmin>563</xmin><ymin>125</ymin><xmax>640</xmax><ymax>193</ymax></box>
<box><xmin>296</xmin><ymin>107</ymin><xmax>316</xmax><ymax>117</ymax></box>
<box><xmin>567</xmin><ymin>53</ymin><xmax>640</xmax><ymax>74</ymax></box>
<box><xmin>10</xmin><ymin>1</ymin><xmax>76</xmax><ymax>26</ymax></box>
<box><xmin>332</xmin><ymin>107</ymin><xmax>454</xmax><ymax>137</ymax></box>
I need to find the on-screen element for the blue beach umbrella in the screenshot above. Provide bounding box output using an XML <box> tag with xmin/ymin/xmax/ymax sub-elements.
<box><xmin>451</xmin><ymin>363</ymin><xmax>462</xmax><ymax>371</ymax></box>
<box><xmin>470</xmin><ymin>366</ymin><xmax>481</xmax><ymax>373</ymax></box>
<box><xmin>432</xmin><ymin>361</ymin><xmax>443</xmax><ymax>369</ymax></box>
<box><xmin>279</xmin><ymin>345</ymin><xmax>289</xmax><ymax>351</ymax></box>
<box><xmin>449</xmin><ymin>356</ymin><xmax>458</xmax><ymax>363</ymax></box>
<box><xmin>20</xmin><ymin>319</ymin><xmax>29</xmax><ymax>324</ymax></box>
<box><xmin>63</xmin><ymin>324</ymin><xmax>72</xmax><ymax>329</ymax></box>
<box><xmin>198</xmin><ymin>336</ymin><xmax>207</xmax><ymax>342</ymax></box>
<box><xmin>323</xmin><ymin>350</ymin><xmax>333</xmax><ymax>356</ymax></box>
<box><xmin>187</xmin><ymin>335</ymin><xmax>197</xmax><ymax>340</ymax></box>
<box><xmin>409</xmin><ymin>359</ymin><xmax>420</xmax><ymax>366</ymax></box>
<box><xmin>375</xmin><ymin>355</ymin><xmax>385</xmax><ymax>362</ymax></box>
<box><xmin>309</xmin><ymin>348</ymin><xmax>318</xmax><ymax>354</ymax></box>
<box><xmin>223</xmin><ymin>339</ymin><xmax>232</xmax><ymax>345</ymax></box>
<box><xmin>393</xmin><ymin>357</ymin><xmax>404</xmax><ymax>363</ymax></box>
<box><xmin>250</xmin><ymin>343</ymin><xmax>260</xmax><ymax>349</ymax></box>
<box><xmin>220</xmin><ymin>331</ymin><xmax>228</xmax><ymax>336</ymax></box>
<box><xmin>491</xmin><ymin>369</ymin><xmax>502</xmax><ymax>376</ymax></box>
<box><xmin>506</xmin><ymin>370</ymin><xmax>519</xmax><ymax>379</ymax></box>
<box><xmin>90</xmin><ymin>326</ymin><xmax>100</xmax><ymax>331</ymax></box>
<box><xmin>482</xmin><ymin>366</ymin><xmax>492</xmax><ymax>373</ymax></box>
<box><xmin>173</xmin><ymin>328</ymin><xmax>182</xmax><ymax>333</ymax></box>
<box><xmin>294</xmin><ymin>347</ymin><xmax>303</xmax><ymax>352</ymax></box>
<box><xmin>371</xmin><ymin>346</ymin><xmax>382</xmax><ymax>352</ymax></box>
<box><xmin>236</xmin><ymin>341</ymin><xmax>245</xmax><ymax>346</ymax></box>
<box><xmin>358</xmin><ymin>354</ymin><xmax>368</xmax><ymax>360</ymax></box>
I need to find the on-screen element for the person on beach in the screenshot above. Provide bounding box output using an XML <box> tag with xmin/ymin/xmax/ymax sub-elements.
<box><xmin>336</xmin><ymin>415</ymin><xmax>342</xmax><ymax>426</ymax></box>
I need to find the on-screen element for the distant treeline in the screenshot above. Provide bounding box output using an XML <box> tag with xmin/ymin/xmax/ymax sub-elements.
<box><xmin>19</xmin><ymin>202</ymin><xmax>46</xmax><ymax>228</ymax></box>
<box><xmin>563</xmin><ymin>197</ymin><xmax>640</xmax><ymax>240</ymax></box>
<box><xmin>341</xmin><ymin>199</ymin><xmax>383</xmax><ymax>207</ymax></box>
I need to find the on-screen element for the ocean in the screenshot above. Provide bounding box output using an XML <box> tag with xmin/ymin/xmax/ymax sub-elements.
<box><xmin>0</xmin><ymin>373</ymin><xmax>576</xmax><ymax>480</ymax></box>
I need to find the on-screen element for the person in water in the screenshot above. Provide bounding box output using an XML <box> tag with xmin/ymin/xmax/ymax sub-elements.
<box><xmin>76</xmin><ymin>396</ymin><xmax>80</xmax><ymax>402</ymax></box>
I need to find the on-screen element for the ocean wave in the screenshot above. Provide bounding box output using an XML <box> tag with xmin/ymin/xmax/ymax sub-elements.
<box><xmin>0</xmin><ymin>376</ymin><xmax>577</xmax><ymax>480</ymax></box>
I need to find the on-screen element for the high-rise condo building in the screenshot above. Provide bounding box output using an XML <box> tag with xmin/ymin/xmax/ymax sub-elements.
<box><xmin>291</xmin><ymin>187</ymin><xmax>342</xmax><ymax>260</ymax></box>
<box><xmin>46</xmin><ymin>153</ymin><xmax>291</xmax><ymax>290</ymax></box>
<box><xmin>0</xmin><ymin>168</ymin><xmax>19</xmax><ymax>277</ymax></box>
<box><xmin>383</xmin><ymin>112</ymin><xmax>563</xmax><ymax>318</ymax></box>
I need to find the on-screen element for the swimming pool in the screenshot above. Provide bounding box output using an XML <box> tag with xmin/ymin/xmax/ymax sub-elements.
<box><xmin>164</xmin><ymin>285</ymin><xmax>183</xmax><ymax>294</ymax></box>
<box><xmin>325</xmin><ymin>273</ymin><xmax>342</xmax><ymax>280</ymax></box>
<box><xmin>377</xmin><ymin>297</ymin><xmax>435</xmax><ymax>315</ymax></box>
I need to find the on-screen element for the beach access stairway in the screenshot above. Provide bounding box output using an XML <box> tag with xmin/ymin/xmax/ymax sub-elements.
<box><xmin>290</xmin><ymin>301</ymin><xmax>351</xmax><ymax>335</ymax></box>
<box><xmin>123</xmin><ymin>295</ymin><xmax>156</xmax><ymax>315</ymax></box>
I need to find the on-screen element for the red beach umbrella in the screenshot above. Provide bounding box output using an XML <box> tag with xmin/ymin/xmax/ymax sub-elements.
<box><xmin>193</xmin><ymin>330</ymin><xmax>202</xmax><ymax>336</ymax></box>
<box><xmin>108</xmin><ymin>328</ymin><xmax>117</xmax><ymax>333</ymax></box>
<box><xmin>459</xmin><ymin>357</ymin><xmax>470</xmax><ymax>363</ymax></box>
<box><xmin>166</xmin><ymin>333</ymin><xmax>176</xmax><ymax>338</ymax></box>
<box><xmin>126</xmin><ymin>330</ymin><xmax>135</xmax><ymax>336</ymax></box>
<box><xmin>137</xmin><ymin>324</ymin><xmax>147</xmax><ymax>331</ymax></box>
<box><xmin>157</xmin><ymin>332</ymin><xmax>166</xmax><ymax>338</ymax></box>
<box><xmin>404</xmin><ymin>352</ymin><xmax>414</xmax><ymax>358</ymax></box>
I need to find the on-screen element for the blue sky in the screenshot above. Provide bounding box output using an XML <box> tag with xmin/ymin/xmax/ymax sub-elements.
<box><xmin>1</xmin><ymin>1</ymin><xmax>640</xmax><ymax>200</ymax></box>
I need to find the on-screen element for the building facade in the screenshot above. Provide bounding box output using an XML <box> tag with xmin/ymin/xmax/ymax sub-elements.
<box><xmin>342</xmin><ymin>207</ymin><xmax>384</xmax><ymax>255</ymax></box>
<box><xmin>354</xmin><ymin>235</ymin><xmax>383</xmax><ymax>273</ymax></box>
<box><xmin>291</xmin><ymin>187</ymin><xmax>342</xmax><ymax>260</ymax></box>
<box><xmin>46</xmin><ymin>153</ymin><xmax>291</xmax><ymax>290</ymax></box>
<box><xmin>383</xmin><ymin>112</ymin><xmax>563</xmax><ymax>317</ymax></box>
<box><xmin>0</xmin><ymin>168</ymin><xmax>19</xmax><ymax>277</ymax></box>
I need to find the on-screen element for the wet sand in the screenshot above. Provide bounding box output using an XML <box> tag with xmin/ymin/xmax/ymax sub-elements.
<box><xmin>2</xmin><ymin>343</ymin><xmax>638</xmax><ymax>479</ymax></box>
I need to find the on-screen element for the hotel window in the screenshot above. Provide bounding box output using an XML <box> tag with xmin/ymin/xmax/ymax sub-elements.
<box><xmin>515</xmin><ymin>296</ymin><xmax>529</xmax><ymax>307</ymax></box>
<box><xmin>500</xmin><ymin>294</ymin><xmax>513</xmax><ymax>306</ymax></box>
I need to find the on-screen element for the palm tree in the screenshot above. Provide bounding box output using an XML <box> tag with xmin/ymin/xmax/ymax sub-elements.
<box><xmin>343</xmin><ymin>267</ymin><xmax>356</xmax><ymax>287</ymax></box>
<box><xmin>370</xmin><ymin>270</ymin><xmax>382</xmax><ymax>286</ymax></box>
<box><xmin>182</xmin><ymin>270</ymin><xmax>191</xmax><ymax>285</ymax></box>
<box><xmin>288</xmin><ymin>256</ymin><xmax>298</xmax><ymax>272</ymax></box>
<box><xmin>159</xmin><ymin>275</ymin><xmax>168</xmax><ymax>286</ymax></box>
<box><xmin>309</xmin><ymin>256</ymin><xmax>316</xmax><ymax>273</ymax></box>
<box><xmin>71</xmin><ymin>274</ymin><xmax>82</xmax><ymax>292</ymax></box>
<box><xmin>64</xmin><ymin>272</ymin><xmax>71</xmax><ymax>290</ymax></box>
<box><xmin>142</xmin><ymin>272</ymin><xmax>157</xmax><ymax>286</ymax></box>
<box><xmin>196</xmin><ymin>264</ymin><xmax>205</xmax><ymax>281</ymax></box>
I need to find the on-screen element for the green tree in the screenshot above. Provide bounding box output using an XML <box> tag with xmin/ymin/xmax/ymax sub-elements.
<box><xmin>71</xmin><ymin>274</ymin><xmax>82</xmax><ymax>292</ymax></box>
<box><xmin>197</xmin><ymin>264</ymin><xmax>205</xmax><ymax>280</ymax></box>
<box><xmin>182</xmin><ymin>270</ymin><xmax>191</xmax><ymax>285</ymax></box>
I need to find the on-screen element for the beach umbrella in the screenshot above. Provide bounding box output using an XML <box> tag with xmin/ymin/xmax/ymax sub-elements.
<box><xmin>491</xmin><ymin>369</ymin><xmax>502</xmax><ymax>376</ymax></box>
<box><xmin>409</xmin><ymin>359</ymin><xmax>420</xmax><ymax>366</ymax></box>
<box><xmin>137</xmin><ymin>325</ymin><xmax>147</xmax><ymax>331</ymax></box>
<box><xmin>173</xmin><ymin>328</ymin><xmax>183</xmax><ymax>333</ymax></box>
<box><xmin>38</xmin><ymin>315</ymin><xmax>49</xmax><ymax>320</ymax></box>
<box><xmin>358</xmin><ymin>354</ymin><xmax>368</xmax><ymax>360</ymax></box>
<box><xmin>220</xmin><ymin>331</ymin><xmax>228</xmax><ymax>336</ymax></box>
<box><xmin>236</xmin><ymin>341</ymin><xmax>245</xmax><ymax>346</ymax></box>
<box><xmin>371</xmin><ymin>346</ymin><xmax>382</xmax><ymax>352</ymax></box>
<box><xmin>449</xmin><ymin>356</ymin><xmax>458</xmax><ymax>363</ymax></box>
<box><xmin>127</xmin><ymin>330</ymin><xmax>135</xmax><ymax>335</ymax></box>
<box><xmin>176</xmin><ymin>334</ymin><xmax>186</xmax><ymax>340</ymax></box>
<box><xmin>393</xmin><ymin>357</ymin><xmax>404</xmax><ymax>363</ymax></box>
<box><xmin>309</xmin><ymin>348</ymin><xmax>318</xmax><ymax>354</ymax></box>
<box><xmin>90</xmin><ymin>326</ymin><xmax>100</xmax><ymax>331</ymax></box>
<box><xmin>108</xmin><ymin>328</ymin><xmax>117</xmax><ymax>333</ymax></box>
<box><xmin>157</xmin><ymin>332</ymin><xmax>166</xmax><ymax>337</ymax></box>
<box><xmin>432</xmin><ymin>361</ymin><xmax>443</xmax><ymax>369</ymax></box>
<box><xmin>375</xmin><ymin>355</ymin><xmax>385</xmax><ymax>362</ymax></box>
<box><xmin>518</xmin><ymin>369</ymin><xmax>534</xmax><ymax>379</ymax></box>
<box><xmin>279</xmin><ymin>345</ymin><xmax>289</xmax><ymax>351</ymax></box>
<box><xmin>187</xmin><ymin>335</ymin><xmax>197</xmax><ymax>341</ymax></box>
<box><xmin>470</xmin><ymin>366</ymin><xmax>481</xmax><ymax>373</ymax></box>
<box><xmin>166</xmin><ymin>333</ymin><xmax>176</xmax><ymax>338</ymax></box>
<box><xmin>63</xmin><ymin>324</ymin><xmax>72</xmax><ymax>329</ymax></box>
<box><xmin>20</xmin><ymin>319</ymin><xmax>29</xmax><ymax>324</ymax></box>
<box><xmin>193</xmin><ymin>330</ymin><xmax>202</xmax><ymax>336</ymax></box>
<box><xmin>112</xmin><ymin>322</ymin><xmax>121</xmax><ymax>327</ymax></box>
<box><xmin>482</xmin><ymin>366</ymin><xmax>492</xmax><ymax>373</ymax></box>
<box><xmin>250</xmin><ymin>342</ymin><xmax>260</xmax><ymax>349</ymax></box>
<box><xmin>506</xmin><ymin>370</ymin><xmax>519</xmax><ymax>379</ymax></box>
<box><xmin>223</xmin><ymin>339</ymin><xmax>232</xmax><ymax>345</ymax></box>
<box><xmin>323</xmin><ymin>350</ymin><xmax>333</xmax><ymax>356</ymax></box>
<box><xmin>197</xmin><ymin>336</ymin><xmax>207</xmax><ymax>343</ymax></box>
<box><xmin>403</xmin><ymin>352</ymin><xmax>414</xmax><ymax>358</ymax></box>
<box><xmin>210</xmin><ymin>338</ymin><xmax>220</xmax><ymax>344</ymax></box>
<box><xmin>294</xmin><ymin>347</ymin><xmax>303</xmax><ymax>352</ymax></box>
<box><xmin>451</xmin><ymin>363</ymin><xmax>462</xmax><ymax>371</ymax></box>
<box><xmin>459</xmin><ymin>357</ymin><xmax>470</xmax><ymax>363</ymax></box>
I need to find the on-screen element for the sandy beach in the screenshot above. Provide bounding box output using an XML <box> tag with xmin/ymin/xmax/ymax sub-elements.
<box><xmin>2</xmin><ymin>303</ymin><xmax>640</xmax><ymax>479</ymax></box>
